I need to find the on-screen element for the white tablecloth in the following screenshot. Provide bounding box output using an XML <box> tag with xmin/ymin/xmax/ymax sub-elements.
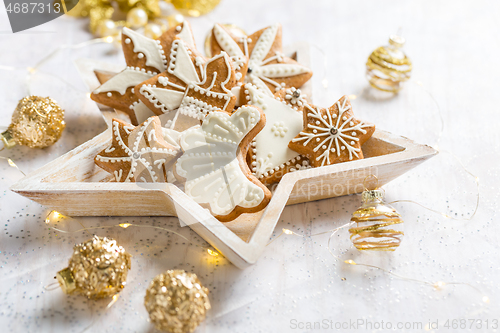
<box><xmin>1</xmin><ymin>0</ymin><xmax>499</xmax><ymax>332</ymax></box>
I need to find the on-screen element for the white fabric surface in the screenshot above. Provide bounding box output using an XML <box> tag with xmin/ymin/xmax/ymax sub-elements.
<box><xmin>1</xmin><ymin>1</ymin><xmax>499</xmax><ymax>332</ymax></box>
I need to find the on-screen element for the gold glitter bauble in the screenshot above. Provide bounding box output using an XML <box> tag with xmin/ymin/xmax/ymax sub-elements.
<box><xmin>145</xmin><ymin>270</ymin><xmax>211</xmax><ymax>333</ymax></box>
<box><xmin>170</xmin><ymin>0</ymin><xmax>221</xmax><ymax>17</ymax></box>
<box><xmin>366</xmin><ymin>35</ymin><xmax>412</xmax><ymax>93</ymax></box>
<box><xmin>56</xmin><ymin>236</ymin><xmax>132</xmax><ymax>299</ymax></box>
<box><xmin>0</xmin><ymin>96</ymin><xmax>65</xmax><ymax>149</ymax></box>
<box><xmin>349</xmin><ymin>189</ymin><xmax>404</xmax><ymax>251</ymax></box>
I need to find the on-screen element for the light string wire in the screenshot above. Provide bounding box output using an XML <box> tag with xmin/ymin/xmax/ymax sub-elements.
<box><xmin>263</xmin><ymin>51</ymin><xmax>487</xmax><ymax>314</ymax></box>
<box><xmin>0</xmin><ymin>37</ymin><xmax>115</xmax><ymax>96</ymax></box>
<box><xmin>267</xmin><ymin>222</ymin><xmax>490</xmax><ymax>323</ymax></box>
<box><xmin>0</xmin><ymin>36</ymin><xmax>117</xmax><ymax>151</ymax></box>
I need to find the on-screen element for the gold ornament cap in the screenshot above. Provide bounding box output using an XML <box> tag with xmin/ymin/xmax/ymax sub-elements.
<box><xmin>362</xmin><ymin>189</ymin><xmax>385</xmax><ymax>202</ymax></box>
<box><xmin>0</xmin><ymin>129</ymin><xmax>16</xmax><ymax>149</ymax></box>
<box><xmin>388</xmin><ymin>34</ymin><xmax>405</xmax><ymax>48</ymax></box>
<box><xmin>56</xmin><ymin>267</ymin><xmax>76</xmax><ymax>294</ymax></box>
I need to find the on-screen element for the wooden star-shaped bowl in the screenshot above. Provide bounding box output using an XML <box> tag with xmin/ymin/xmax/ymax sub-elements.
<box><xmin>10</xmin><ymin>46</ymin><xmax>437</xmax><ymax>269</ymax></box>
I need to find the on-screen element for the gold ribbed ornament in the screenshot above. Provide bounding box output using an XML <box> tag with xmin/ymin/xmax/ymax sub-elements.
<box><xmin>145</xmin><ymin>270</ymin><xmax>210</xmax><ymax>333</ymax></box>
<box><xmin>56</xmin><ymin>236</ymin><xmax>132</xmax><ymax>299</ymax></box>
<box><xmin>0</xmin><ymin>96</ymin><xmax>65</xmax><ymax>149</ymax></box>
<box><xmin>366</xmin><ymin>35</ymin><xmax>412</xmax><ymax>93</ymax></box>
<box><xmin>169</xmin><ymin>0</ymin><xmax>221</xmax><ymax>17</ymax></box>
<box><xmin>349</xmin><ymin>189</ymin><xmax>404</xmax><ymax>251</ymax></box>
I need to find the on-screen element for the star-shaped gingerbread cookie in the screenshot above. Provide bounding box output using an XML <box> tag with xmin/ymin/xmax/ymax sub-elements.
<box><xmin>95</xmin><ymin>117</ymin><xmax>180</xmax><ymax>182</ymax></box>
<box><xmin>289</xmin><ymin>96</ymin><xmax>375</xmax><ymax>167</ymax></box>
<box><xmin>210</xmin><ymin>23</ymin><xmax>313</xmax><ymax>96</ymax></box>
<box><xmin>135</xmin><ymin>38</ymin><xmax>237</xmax><ymax>131</ymax></box>
<box><xmin>91</xmin><ymin>22</ymin><xmax>196</xmax><ymax>125</ymax></box>
<box><xmin>241</xmin><ymin>84</ymin><xmax>310</xmax><ymax>185</ymax></box>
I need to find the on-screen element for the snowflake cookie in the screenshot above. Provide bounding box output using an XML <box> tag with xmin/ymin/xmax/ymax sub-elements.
<box><xmin>289</xmin><ymin>96</ymin><xmax>375</xmax><ymax>167</ymax></box>
<box><xmin>175</xmin><ymin>105</ymin><xmax>271</xmax><ymax>222</ymax></box>
<box><xmin>242</xmin><ymin>84</ymin><xmax>310</xmax><ymax>185</ymax></box>
<box><xmin>209</xmin><ymin>23</ymin><xmax>313</xmax><ymax>96</ymax></box>
<box><xmin>95</xmin><ymin>117</ymin><xmax>180</xmax><ymax>183</ymax></box>
<box><xmin>91</xmin><ymin>22</ymin><xmax>196</xmax><ymax>125</ymax></box>
<box><xmin>136</xmin><ymin>37</ymin><xmax>237</xmax><ymax>132</ymax></box>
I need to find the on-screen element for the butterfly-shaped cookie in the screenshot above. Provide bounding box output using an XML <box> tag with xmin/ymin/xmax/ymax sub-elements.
<box><xmin>175</xmin><ymin>105</ymin><xmax>271</xmax><ymax>221</ymax></box>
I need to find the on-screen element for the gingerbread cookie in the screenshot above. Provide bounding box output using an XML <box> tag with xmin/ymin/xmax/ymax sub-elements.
<box><xmin>210</xmin><ymin>23</ymin><xmax>313</xmax><ymax>96</ymax></box>
<box><xmin>91</xmin><ymin>22</ymin><xmax>196</xmax><ymax>125</ymax></box>
<box><xmin>289</xmin><ymin>96</ymin><xmax>375</xmax><ymax>167</ymax></box>
<box><xmin>175</xmin><ymin>105</ymin><xmax>271</xmax><ymax>222</ymax></box>
<box><xmin>136</xmin><ymin>38</ymin><xmax>237</xmax><ymax>131</ymax></box>
<box><xmin>95</xmin><ymin>117</ymin><xmax>180</xmax><ymax>182</ymax></box>
<box><xmin>241</xmin><ymin>84</ymin><xmax>310</xmax><ymax>185</ymax></box>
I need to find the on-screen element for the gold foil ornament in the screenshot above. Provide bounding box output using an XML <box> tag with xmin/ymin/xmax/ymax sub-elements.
<box><xmin>144</xmin><ymin>270</ymin><xmax>210</xmax><ymax>333</ymax></box>
<box><xmin>169</xmin><ymin>0</ymin><xmax>221</xmax><ymax>17</ymax></box>
<box><xmin>0</xmin><ymin>96</ymin><xmax>65</xmax><ymax>149</ymax></box>
<box><xmin>366</xmin><ymin>35</ymin><xmax>412</xmax><ymax>93</ymax></box>
<box><xmin>56</xmin><ymin>236</ymin><xmax>132</xmax><ymax>299</ymax></box>
<box><xmin>349</xmin><ymin>187</ymin><xmax>404</xmax><ymax>251</ymax></box>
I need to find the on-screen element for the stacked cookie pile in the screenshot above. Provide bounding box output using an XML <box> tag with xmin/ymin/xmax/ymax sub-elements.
<box><xmin>92</xmin><ymin>22</ymin><xmax>375</xmax><ymax>221</ymax></box>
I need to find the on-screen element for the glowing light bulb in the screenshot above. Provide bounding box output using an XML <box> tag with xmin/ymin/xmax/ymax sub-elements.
<box><xmin>207</xmin><ymin>249</ymin><xmax>219</xmax><ymax>257</ymax></box>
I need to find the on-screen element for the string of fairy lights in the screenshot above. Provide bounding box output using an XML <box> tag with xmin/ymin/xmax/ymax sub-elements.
<box><xmin>0</xmin><ymin>22</ymin><xmax>488</xmax><ymax>327</ymax></box>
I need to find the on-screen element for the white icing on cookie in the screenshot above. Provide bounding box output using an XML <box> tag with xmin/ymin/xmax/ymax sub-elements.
<box><xmin>291</xmin><ymin>99</ymin><xmax>371</xmax><ymax>165</ymax></box>
<box><xmin>244</xmin><ymin>84</ymin><xmax>306</xmax><ymax>179</ymax></box>
<box><xmin>214</xmin><ymin>23</ymin><xmax>312</xmax><ymax>96</ymax></box>
<box><xmin>96</xmin><ymin>117</ymin><xmax>178</xmax><ymax>182</ymax></box>
<box><xmin>138</xmin><ymin>39</ymin><xmax>235</xmax><ymax>123</ymax></box>
<box><xmin>123</xmin><ymin>27</ymin><xmax>167</xmax><ymax>73</ymax></box>
<box><xmin>176</xmin><ymin>23</ymin><xmax>196</xmax><ymax>48</ymax></box>
<box><xmin>94</xmin><ymin>67</ymin><xmax>155</xmax><ymax>95</ymax></box>
<box><xmin>131</xmin><ymin>100</ymin><xmax>156</xmax><ymax>124</ymax></box>
<box><xmin>213</xmin><ymin>23</ymin><xmax>246</xmax><ymax>71</ymax></box>
<box><xmin>176</xmin><ymin>106</ymin><xmax>264</xmax><ymax>216</ymax></box>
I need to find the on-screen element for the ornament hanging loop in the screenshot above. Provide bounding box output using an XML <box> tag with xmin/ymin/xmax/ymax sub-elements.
<box><xmin>363</xmin><ymin>174</ymin><xmax>379</xmax><ymax>191</ymax></box>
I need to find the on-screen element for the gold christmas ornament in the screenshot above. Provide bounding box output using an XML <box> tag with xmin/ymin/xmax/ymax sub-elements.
<box><xmin>170</xmin><ymin>0</ymin><xmax>221</xmax><ymax>17</ymax></box>
<box><xmin>56</xmin><ymin>235</ymin><xmax>132</xmax><ymax>299</ymax></box>
<box><xmin>127</xmin><ymin>7</ymin><xmax>149</xmax><ymax>29</ymax></box>
<box><xmin>144</xmin><ymin>22</ymin><xmax>165</xmax><ymax>39</ymax></box>
<box><xmin>349</xmin><ymin>185</ymin><xmax>404</xmax><ymax>251</ymax></box>
<box><xmin>204</xmin><ymin>23</ymin><xmax>246</xmax><ymax>57</ymax></box>
<box><xmin>0</xmin><ymin>96</ymin><xmax>65</xmax><ymax>149</ymax></box>
<box><xmin>145</xmin><ymin>270</ymin><xmax>211</xmax><ymax>333</ymax></box>
<box><xmin>166</xmin><ymin>13</ymin><xmax>185</xmax><ymax>28</ymax></box>
<box><xmin>366</xmin><ymin>35</ymin><xmax>412</xmax><ymax>93</ymax></box>
<box><xmin>95</xmin><ymin>19</ymin><xmax>118</xmax><ymax>37</ymax></box>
